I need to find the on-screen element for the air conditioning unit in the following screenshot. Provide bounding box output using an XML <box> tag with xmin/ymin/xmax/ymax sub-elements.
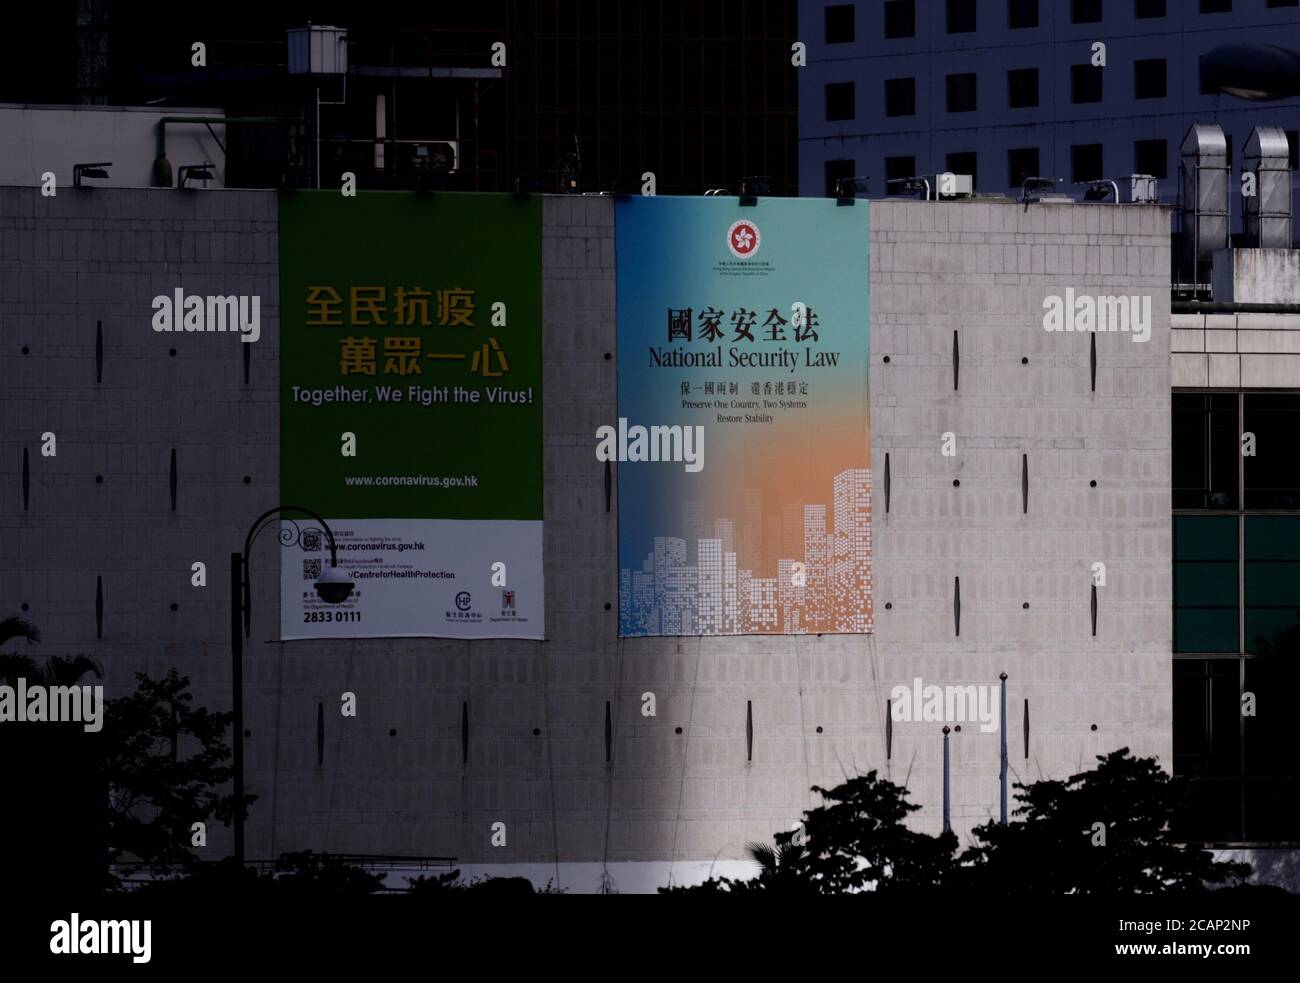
<box><xmin>406</xmin><ymin>141</ymin><xmax>459</xmax><ymax>174</ymax></box>
<box><xmin>287</xmin><ymin>25</ymin><xmax>348</xmax><ymax>75</ymax></box>
<box><xmin>1128</xmin><ymin>174</ymin><xmax>1159</xmax><ymax>203</ymax></box>
<box><xmin>930</xmin><ymin>173</ymin><xmax>974</xmax><ymax>199</ymax></box>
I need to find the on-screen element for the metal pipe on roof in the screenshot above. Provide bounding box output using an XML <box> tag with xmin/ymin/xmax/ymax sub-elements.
<box><xmin>1172</xmin><ymin>302</ymin><xmax>1300</xmax><ymax>314</ymax></box>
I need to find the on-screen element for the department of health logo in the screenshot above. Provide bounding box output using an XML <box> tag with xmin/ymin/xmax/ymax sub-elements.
<box><xmin>727</xmin><ymin>219</ymin><xmax>760</xmax><ymax>258</ymax></box>
<box><xmin>455</xmin><ymin>591</ymin><xmax>472</xmax><ymax>611</ymax></box>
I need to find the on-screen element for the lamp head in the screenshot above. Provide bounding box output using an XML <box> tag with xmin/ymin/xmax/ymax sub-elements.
<box><xmin>314</xmin><ymin>563</ymin><xmax>355</xmax><ymax>604</ymax></box>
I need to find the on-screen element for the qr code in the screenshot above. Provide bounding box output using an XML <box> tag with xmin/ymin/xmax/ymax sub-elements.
<box><xmin>302</xmin><ymin>559</ymin><xmax>322</xmax><ymax>581</ymax></box>
<box><xmin>301</xmin><ymin>529</ymin><xmax>322</xmax><ymax>552</ymax></box>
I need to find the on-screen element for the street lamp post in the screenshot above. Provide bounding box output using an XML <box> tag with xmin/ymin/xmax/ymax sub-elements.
<box><xmin>230</xmin><ymin>505</ymin><xmax>353</xmax><ymax>865</ymax></box>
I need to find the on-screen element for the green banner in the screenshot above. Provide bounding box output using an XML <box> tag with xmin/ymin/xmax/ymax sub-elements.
<box><xmin>278</xmin><ymin>191</ymin><xmax>543</xmax><ymax>640</ymax></box>
<box><xmin>279</xmin><ymin>191</ymin><xmax>542</xmax><ymax>518</ymax></box>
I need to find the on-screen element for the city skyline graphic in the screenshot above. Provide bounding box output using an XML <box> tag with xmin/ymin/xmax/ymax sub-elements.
<box><xmin>619</xmin><ymin>468</ymin><xmax>873</xmax><ymax>635</ymax></box>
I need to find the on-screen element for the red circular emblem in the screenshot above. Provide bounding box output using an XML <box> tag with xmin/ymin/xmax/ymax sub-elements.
<box><xmin>727</xmin><ymin>220</ymin><xmax>761</xmax><ymax>258</ymax></box>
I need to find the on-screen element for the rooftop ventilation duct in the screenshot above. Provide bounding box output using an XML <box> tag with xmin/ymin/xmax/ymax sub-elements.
<box><xmin>1179</xmin><ymin>123</ymin><xmax>1230</xmax><ymax>281</ymax></box>
<box><xmin>1243</xmin><ymin>126</ymin><xmax>1293</xmax><ymax>249</ymax></box>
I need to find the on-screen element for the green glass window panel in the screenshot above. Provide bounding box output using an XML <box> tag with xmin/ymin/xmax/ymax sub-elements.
<box><xmin>1244</xmin><ymin>563</ymin><xmax>1300</xmax><ymax>606</ymax></box>
<box><xmin>1175</xmin><ymin>609</ymin><xmax>1238</xmax><ymax>653</ymax></box>
<box><xmin>1176</xmin><ymin>562</ymin><xmax>1239</xmax><ymax>606</ymax></box>
<box><xmin>1244</xmin><ymin>517</ymin><xmax>1300</xmax><ymax>654</ymax></box>
<box><xmin>1244</xmin><ymin>516</ymin><xmax>1300</xmax><ymax>560</ymax></box>
<box><xmin>1175</xmin><ymin>515</ymin><xmax>1237</xmax><ymax>560</ymax></box>
<box><xmin>1175</xmin><ymin>516</ymin><xmax>1239</xmax><ymax>653</ymax></box>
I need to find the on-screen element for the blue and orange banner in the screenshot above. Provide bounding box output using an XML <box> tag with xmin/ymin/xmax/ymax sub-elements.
<box><xmin>615</xmin><ymin>196</ymin><xmax>872</xmax><ymax>636</ymax></box>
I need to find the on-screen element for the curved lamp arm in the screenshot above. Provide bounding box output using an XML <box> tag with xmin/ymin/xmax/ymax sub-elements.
<box><xmin>241</xmin><ymin>504</ymin><xmax>339</xmax><ymax>638</ymax></box>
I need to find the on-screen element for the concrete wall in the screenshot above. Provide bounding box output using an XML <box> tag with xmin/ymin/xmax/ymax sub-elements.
<box><xmin>1212</xmin><ymin>247</ymin><xmax>1300</xmax><ymax>305</ymax></box>
<box><xmin>0</xmin><ymin>105</ymin><xmax>227</xmax><ymax>190</ymax></box>
<box><xmin>1172</xmin><ymin>310</ymin><xmax>1300</xmax><ymax>388</ymax></box>
<box><xmin>870</xmin><ymin>199</ymin><xmax>1172</xmax><ymax>843</ymax></box>
<box><xmin>0</xmin><ymin>188</ymin><xmax>1172</xmax><ymax>892</ymax></box>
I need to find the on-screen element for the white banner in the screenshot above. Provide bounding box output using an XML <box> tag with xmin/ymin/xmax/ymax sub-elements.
<box><xmin>280</xmin><ymin>519</ymin><xmax>544</xmax><ymax>640</ymax></box>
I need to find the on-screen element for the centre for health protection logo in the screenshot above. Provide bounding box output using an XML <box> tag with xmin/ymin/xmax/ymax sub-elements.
<box><xmin>727</xmin><ymin>219</ymin><xmax>760</xmax><ymax>258</ymax></box>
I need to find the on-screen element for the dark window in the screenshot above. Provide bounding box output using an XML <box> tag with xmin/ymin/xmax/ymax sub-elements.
<box><xmin>1008</xmin><ymin>0</ymin><xmax>1039</xmax><ymax>28</ymax></box>
<box><xmin>884</xmin><ymin>0</ymin><xmax>916</xmax><ymax>38</ymax></box>
<box><xmin>1244</xmin><ymin>659</ymin><xmax>1300</xmax><ymax>773</ymax></box>
<box><xmin>825</xmin><ymin>5</ymin><xmax>855</xmax><ymax>43</ymax></box>
<box><xmin>824</xmin><ymin>159</ymin><xmax>855</xmax><ymax>198</ymax></box>
<box><xmin>1244</xmin><ymin>394</ymin><xmax>1300</xmax><ymax>509</ymax></box>
<box><xmin>1175</xmin><ymin>515</ymin><xmax>1240</xmax><ymax>654</ymax></box>
<box><xmin>1172</xmin><ymin>393</ymin><xmax>1238</xmax><ymax>510</ymax></box>
<box><xmin>1286</xmin><ymin>131</ymin><xmax>1299</xmax><ymax>171</ymax></box>
<box><xmin>1200</xmin><ymin>0</ymin><xmax>1232</xmax><ymax>12</ymax></box>
<box><xmin>1071</xmin><ymin>64</ymin><xmax>1103</xmax><ymax>104</ymax></box>
<box><xmin>1172</xmin><ymin>660</ymin><xmax>1242</xmax><ymax>842</ymax></box>
<box><xmin>1135</xmin><ymin>0</ymin><xmax>1166</xmax><ymax>16</ymax></box>
<box><xmin>885</xmin><ymin>77</ymin><xmax>916</xmax><ymax>117</ymax></box>
<box><xmin>1225</xmin><ymin>134</ymin><xmax>1233</xmax><ymax>167</ymax></box>
<box><xmin>1266</xmin><ymin>0</ymin><xmax>1299</xmax><ymax>7</ymax></box>
<box><xmin>1176</xmin><ymin>777</ymin><xmax>1241</xmax><ymax>842</ymax></box>
<box><xmin>1199</xmin><ymin>55</ymin><xmax>1217</xmax><ymax>94</ymax></box>
<box><xmin>946</xmin><ymin>72</ymin><xmax>977</xmax><ymax>112</ymax></box>
<box><xmin>946</xmin><ymin>0</ymin><xmax>976</xmax><ymax>33</ymax></box>
<box><xmin>825</xmin><ymin>82</ymin><xmax>855</xmax><ymax>121</ymax></box>
<box><xmin>1135</xmin><ymin>138</ymin><xmax>1168</xmax><ymax>178</ymax></box>
<box><xmin>1007</xmin><ymin>68</ymin><xmax>1039</xmax><ymax>108</ymax></box>
<box><xmin>1245</xmin><ymin>516</ymin><xmax>1300</xmax><ymax>655</ymax></box>
<box><xmin>945</xmin><ymin>151</ymin><xmax>977</xmax><ymax>187</ymax></box>
<box><xmin>884</xmin><ymin>155</ymin><xmax>917</xmax><ymax>186</ymax></box>
<box><xmin>1174</xmin><ymin>660</ymin><xmax>1241</xmax><ymax>777</ymax></box>
<box><xmin>1173</xmin><ymin>390</ymin><xmax>1300</xmax><ymax>845</ymax></box>
<box><xmin>1008</xmin><ymin>147</ymin><xmax>1040</xmax><ymax>189</ymax></box>
<box><xmin>1072</xmin><ymin>0</ymin><xmax>1102</xmax><ymax>22</ymax></box>
<box><xmin>1135</xmin><ymin>58</ymin><xmax>1167</xmax><ymax>99</ymax></box>
<box><xmin>1245</xmin><ymin>779</ymin><xmax>1299</xmax><ymax>841</ymax></box>
<box><xmin>1071</xmin><ymin>143</ymin><xmax>1103</xmax><ymax>182</ymax></box>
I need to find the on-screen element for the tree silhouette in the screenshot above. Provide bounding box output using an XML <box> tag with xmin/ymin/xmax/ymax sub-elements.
<box><xmin>0</xmin><ymin>616</ymin><xmax>250</xmax><ymax>892</ymax></box>
<box><xmin>0</xmin><ymin>617</ymin><xmax>109</xmax><ymax>893</ymax></box>
<box><xmin>662</xmin><ymin>770</ymin><xmax>958</xmax><ymax>894</ymax></box>
<box><xmin>0</xmin><ymin>616</ymin><xmax>103</xmax><ymax>690</ymax></box>
<box><xmin>266</xmin><ymin>850</ymin><xmax>387</xmax><ymax>895</ymax></box>
<box><xmin>952</xmin><ymin>748</ymin><xmax>1252</xmax><ymax>894</ymax></box>
<box><xmin>0</xmin><ymin>615</ymin><xmax>41</xmax><ymax>651</ymax></box>
<box><xmin>137</xmin><ymin>852</ymin><xmax>386</xmax><ymax>897</ymax></box>
<box><xmin>103</xmin><ymin>668</ymin><xmax>253</xmax><ymax>880</ymax></box>
<box><xmin>662</xmin><ymin>751</ymin><xmax>1261</xmax><ymax>896</ymax></box>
